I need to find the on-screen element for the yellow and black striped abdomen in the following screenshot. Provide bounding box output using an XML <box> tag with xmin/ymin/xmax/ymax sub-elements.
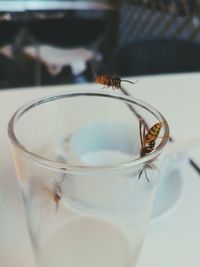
<box><xmin>145</xmin><ymin>122</ymin><xmax>162</xmax><ymax>144</ymax></box>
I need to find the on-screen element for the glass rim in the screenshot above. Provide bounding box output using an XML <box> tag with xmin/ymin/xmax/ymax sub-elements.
<box><xmin>8</xmin><ymin>89</ymin><xmax>169</xmax><ymax>174</ymax></box>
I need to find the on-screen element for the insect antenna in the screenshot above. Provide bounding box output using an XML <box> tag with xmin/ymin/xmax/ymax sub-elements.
<box><xmin>138</xmin><ymin>168</ymin><xmax>143</xmax><ymax>180</ymax></box>
<box><xmin>144</xmin><ymin>168</ymin><xmax>150</xmax><ymax>183</ymax></box>
<box><xmin>121</xmin><ymin>79</ymin><xmax>138</xmax><ymax>85</ymax></box>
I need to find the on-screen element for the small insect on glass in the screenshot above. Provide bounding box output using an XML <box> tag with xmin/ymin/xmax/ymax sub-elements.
<box><xmin>95</xmin><ymin>75</ymin><xmax>137</xmax><ymax>90</ymax></box>
<box><xmin>138</xmin><ymin>119</ymin><xmax>168</xmax><ymax>182</ymax></box>
<box><xmin>43</xmin><ymin>179</ymin><xmax>63</xmax><ymax>211</ymax></box>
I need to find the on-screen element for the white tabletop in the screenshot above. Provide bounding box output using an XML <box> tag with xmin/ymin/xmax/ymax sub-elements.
<box><xmin>0</xmin><ymin>72</ymin><xmax>200</xmax><ymax>267</ymax></box>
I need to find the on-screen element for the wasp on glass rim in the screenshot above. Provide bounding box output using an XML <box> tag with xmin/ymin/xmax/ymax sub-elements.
<box><xmin>95</xmin><ymin>75</ymin><xmax>137</xmax><ymax>90</ymax></box>
<box><xmin>138</xmin><ymin>119</ymin><xmax>167</xmax><ymax>182</ymax></box>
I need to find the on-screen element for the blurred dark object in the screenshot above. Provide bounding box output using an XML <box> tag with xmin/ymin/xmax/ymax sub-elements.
<box><xmin>27</xmin><ymin>17</ymin><xmax>105</xmax><ymax>47</ymax></box>
<box><xmin>0</xmin><ymin>10</ymin><xmax>112</xmax><ymax>89</ymax></box>
<box><xmin>107</xmin><ymin>39</ymin><xmax>200</xmax><ymax>76</ymax></box>
<box><xmin>0</xmin><ymin>49</ymin><xmax>74</xmax><ymax>88</ymax></box>
<box><xmin>118</xmin><ymin>0</ymin><xmax>200</xmax><ymax>43</ymax></box>
<box><xmin>3</xmin><ymin>0</ymin><xmax>200</xmax><ymax>88</ymax></box>
<box><xmin>0</xmin><ymin>0</ymin><xmax>121</xmax><ymax>89</ymax></box>
<box><xmin>0</xmin><ymin>52</ymin><xmax>29</xmax><ymax>88</ymax></box>
<box><xmin>0</xmin><ymin>21</ymin><xmax>21</xmax><ymax>44</ymax></box>
<box><xmin>0</xmin><ymin>16</ymin><xmax>105</xmax><ymax>47</ymax></box>
<box><xmin>99</xmin><ymin>0</ymin><xmax>200</xmax><ymax>76</ymax></box>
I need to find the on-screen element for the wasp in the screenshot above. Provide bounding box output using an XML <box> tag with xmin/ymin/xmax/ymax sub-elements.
<box><xmin>95</xmin><ymin>75</ymin><xmax>137</xmax><ymax>90</ymax></box>
<box><xmin>142</xmin><ymin>122</ymin><xmax>163</xmax><ymax>155</ymax></box>
<box><xmin>138</xmin><ymin>120</ymin><xmax>165</xmax><ymax>182</ymax></box>
<box><xmin>44</xmin><ymin>180</ymin><xmax>63</xmax><ymax>211</ymax></box>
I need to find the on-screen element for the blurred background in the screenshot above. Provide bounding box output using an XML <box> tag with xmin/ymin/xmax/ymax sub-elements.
<box><xmin>1</xmin><ymin>0</ymin><xmax>200</xmax><ymax>89</ymax></box>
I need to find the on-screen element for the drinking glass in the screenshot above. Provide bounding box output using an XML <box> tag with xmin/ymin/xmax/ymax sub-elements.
<box><xmin>8</xmin><ymin>89</ymin><xmax>169</xmax><ymax>267</ymax></box>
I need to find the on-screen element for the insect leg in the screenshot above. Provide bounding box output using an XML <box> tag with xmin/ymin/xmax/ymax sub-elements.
<box><xmin>138</xmin><ymin>166</ymin><xmax>150</xmax><ymax>182</ymax></box>
<box><xmin>144</xmin><ymin>167</ymin><xmax>150</xmax><ymax>183</ymax></box>
<box><xmin>138</xmin><ymin>167</ymin><xmax>144</xmax><ymax>180</ymax></box>
<box><xmin>121</xmin><ymin>79</ymin><xmax>138</xmax><ymax>85</ymax></box>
